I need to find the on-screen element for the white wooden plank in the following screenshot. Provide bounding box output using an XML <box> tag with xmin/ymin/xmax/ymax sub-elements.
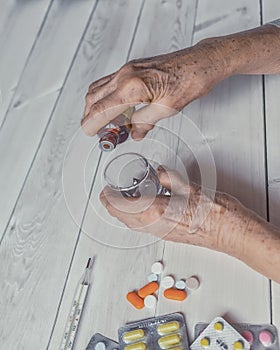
<box><xmin>53</xmin><ymin>0</ymin><xmax>198</xmax><ymax>347</ymax></box>
<box><xmin>158</xmin><ymin>0</ymin><xmax>271</xmax><ymax>340</ymax></box>
<box><xmin>262</xmin><ymin>0</ymin><xmax>280</xmax><ymax>333</ymax></box>
<box><xmin>0</xmin><ymin>0</ymin><xmax>51</xmax><ymax>127</ymax></box>
<box><xmin>0</xmin><ymin>1</ymin><xmax>144</xmax><ymax>349</ymax></box>
<box><xmin>0</xmin><ymin>0</ymin><xmax>96</xmax><ymax>238</ymax></box>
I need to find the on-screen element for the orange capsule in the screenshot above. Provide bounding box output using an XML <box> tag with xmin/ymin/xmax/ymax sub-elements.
<box><xmin>126</xmin><ymin>291</ymin><xmax>145</xmax><ymax>309</ymax></box>
<box><xmin>164</xmin><ymin>288</ymin><xmax>187</xmax><ymax>301</ymax></box>
<box><xmin>137</xmin><ymin>281</ymin><xmax>159</xmax><ymax>299</ymax></box>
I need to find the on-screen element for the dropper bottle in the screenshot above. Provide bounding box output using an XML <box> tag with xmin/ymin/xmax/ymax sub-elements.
<box><xmin>98</xmin><ymin>107</ymin><xmax>135</xmax><ymax>151</ymax></box>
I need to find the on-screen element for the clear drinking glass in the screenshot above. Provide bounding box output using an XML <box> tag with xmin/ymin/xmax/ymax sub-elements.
<box><xmin>103</xmin><ymin>153</ymin><xmax>169</xmax><ymax>198</ymax></box>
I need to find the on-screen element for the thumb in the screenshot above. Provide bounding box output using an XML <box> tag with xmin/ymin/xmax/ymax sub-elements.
<box><xmin>131</xmin><ymin>103</ymin><xmax>177</xmax><ymax>140</ymax></box>
<box><xmin>157</xmin><ymin>166</ymin><xmax>191</xmax><ymax>195</ymax></box>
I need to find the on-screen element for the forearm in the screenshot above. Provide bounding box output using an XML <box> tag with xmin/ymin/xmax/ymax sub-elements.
<box><xmin>199</xmin><ymin>24</ymin><xmax>280</xmax><ymax>76</ymax></box>
<box><xmin>237</xmin><ymin>216</ymin><xmax>280</xmax><ymax>283</ymax></box>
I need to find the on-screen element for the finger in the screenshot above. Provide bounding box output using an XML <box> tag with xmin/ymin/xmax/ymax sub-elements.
<box><xmin>84</xmin><ymin>83</ymin><xmax>117</xmax><ymax>117</ymax></box>
<box><xmin>88</xmin><ymin>72</ymin><xmax>115</xmax><ymax>92</ymax></box>
<box><xmin>100</xmin><ymin>187</ymin><xmax>157</xmax><ymax>214</ymax></box>
<box><xmin>131</xmin><ymin>103</ymin><xmax>178</xmax><ymax>140</ymax></box>
<box><xmin>81</xmin><ymin>93</ymin><xmax>134</xmax><ymax>136</ymax></box>
<box><xmin>157</xmin><ymin>166</ymin><xmax>193</xmax><ymax>195</ymax></box>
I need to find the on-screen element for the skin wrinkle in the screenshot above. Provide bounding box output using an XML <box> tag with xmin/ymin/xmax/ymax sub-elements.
<box><xmin>84</xmin><ymin>24</ymin><xmax>280</xmax><ymax>282</ymax></box>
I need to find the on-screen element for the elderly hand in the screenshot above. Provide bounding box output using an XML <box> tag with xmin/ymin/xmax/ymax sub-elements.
<box><xmin>100</xmin><ymin>166</ymin><xmax>280</xmax><ymax>283</ymax></box>
<box><xmin>82</xmin><ymin>39</ymin><xmax>232</xmax><ymax>140</ymax></box>
<box><xmin>82</xmin><ymin>25</ymin><xmax>280</xmax><ymax>140</ymax></box>
<box><xmin>100</xmin><ymin>166</ymin><xmax>251</xmax><ymax>255</ymax></box>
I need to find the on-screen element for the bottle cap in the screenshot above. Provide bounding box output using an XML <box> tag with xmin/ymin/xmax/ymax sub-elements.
<box><xmin>99</xmin><ymin>132</ymin><xmax>118</xmax><ymax>151</ymax></box>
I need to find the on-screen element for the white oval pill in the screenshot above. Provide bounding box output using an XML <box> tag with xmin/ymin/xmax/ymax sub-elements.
<box><xmin>151</xmin><ymin>262</ymin><xmax>163</xmax><ymax>274</ymax></box>
<box><xmin>147</xmin><ymin>273</ymin><xmax>158</xmax><ymax>282</ymax></box>
<box><xmin>144</xmin><ymin>294</ymin><xmax>157</xmax><ymax>308</ymax></box>
<box><xmin>175</xmin><ymin>280</ymin><xmax>186</xmax><ymax>290</ymax></box>
<box><xmin>95</xmin><ymin>342</ymin><xmax>106</xmax><ymax>350</ymax></box>
<box><xmin>185</xmin><ymin>276</ymin><xmax>200</xmax><ymax>290</ymax></box>
<box><xmin>161</xmin><ymin>275</ymin><xmax>175</xmax><ymax>289</ymax></box>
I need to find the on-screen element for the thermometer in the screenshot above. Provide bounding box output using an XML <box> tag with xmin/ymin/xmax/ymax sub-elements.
<box><xmin>60</xmin><ymin>258</ymin><xmax>93</xmax><ymax>350</ymax></box>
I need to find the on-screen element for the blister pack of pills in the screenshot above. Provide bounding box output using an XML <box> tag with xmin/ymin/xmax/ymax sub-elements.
<box><xmin>195</xmin><ymin>323</ymin><xmax>280</xmax><ymax>350</ymax></box>
<box><xmin>86</xmin><ymin>333</ymin><xmax>119</xmax><ymax>350</ymax></box>
<box><xmin>118</xmin><ymin>312</ymin><xmax>189</xmax><ymax>350</ymax></box>
<box><xmin>191</xmin><ymin>317</ymin><xmax>250</xmax><ymax>350</ymax></box>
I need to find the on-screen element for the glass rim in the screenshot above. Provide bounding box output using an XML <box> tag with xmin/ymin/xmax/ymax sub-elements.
<box><xmin>103</xmin><ymin>152</ymin><xmax>150</xmax><ymax>192</ymax></box>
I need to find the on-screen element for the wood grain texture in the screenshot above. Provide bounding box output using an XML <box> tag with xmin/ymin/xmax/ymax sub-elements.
<box><xmin>158</xmin><ymin>0</ymin><xmax>271</xmax><ymax>339</ymax></box>
<box><xmin>0</xmin><ymin>0</ymin><xmax>51</xmax><ymax>127</ymax></box>
<box><xmin>0</xmin><ymin>1</ymin><xmax>144</xmax><ymax>349</ymax></box>
<box><xmin>57</xmin><ymin>0</ymin><xmax>197</xmax><ymax>347</ymax></box>
<box><xmin>0</xmin><ymin>0</ymin><xmax>96</xmax><ymax>239</ymax></box>
<box><xmin>262</xmin><ymin>0</ymin><xmax>280</xmax><ymax>332</ymax></box>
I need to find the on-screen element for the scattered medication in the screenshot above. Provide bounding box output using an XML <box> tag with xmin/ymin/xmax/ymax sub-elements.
<box><xmin>144</xmin><ymin>295</ymin><xmax>157</xmax><ymax>309</ymax></box>
<box><xmin>164</xmin><ymin>288</ymin><xmax>187</xmax><ymax>301</ymax></box>
<box><xmin>241</xmin><ymin>331</ymin><xmax>254</xmax><ymax>345</ymax></box>
<box><xmin>195</xmin><ymin>322</ymin><xmax>279</xmax><ymax>350</ymax></box>
<box><xmin>86</xmin><ymin>333</ymin><xmax>119</xmax><ymax>350</ymax></box>
<box><xmin>118</xmin><ymin>313</ymin><xmax>189</xmax><ymax>350</ymax></box>
<box><xmin>157</xmin><ymin>321</ymin><xmax>180</xmax><ymax>335</ymax></box>
<box><xmin>233</xmin><ymin>341</ymin><xmax>244</xmax><ymax>350</ymax></box>
<box><xmin>158</xmin><ymin>334</ymin><xmax>181</xmax><ymax>349</ymax></box>
<box><xmin>137</xmin><ymin>282</ymin><xmax>159</xmax><ymax>299</ymax></box>
<box><xmin>175</xmin><ymin>280</ymin><xmax>186</xmax><ymax>290</ymax></box>
<box><xmin>214</xmin><ymin>322</ymin><xmax>224</xmax><ymax>332</ymax></box>
<box><xmin>200</xmin><ymin>337</ymin><xmax>210</xmax><ymax>348</ymax></box>
<box><xmin>259</xmin><ymin>330</ymin><xmax>274</xmax><ymax>346</ymax></box>
<box><xmin>191</xmin><ymin>317</ymin><xmax>250</xmax><ymax>350</ymax></box>
<box><xmin>124</xmin><ymin>343</ymin><xmax>146</xmax><ymax>350</ymax></box>
<box><xmin>126</xmin><ymin>292</ymin><xmax>144</xmax><ymax>310</ymax></box>
<box><xmin>185</xmin><ymin>276</ymin><xmax>200</xmax><ymax>290</ymax></box>
<box><xmin>147</xmin><ymin>273</ymin><xmax>158</xmax><ymax>283</ymax></box>
<box><xmin>151</xmin><ymin>262</ymin><xmax>164</xmax><ymax>275</ymax></box>
<box><xmin>162</xmin><ymin>275</ymin><xmax>175</xmax><ymax>289</ymax></box>
<box><xmin>95</xmin><ymin>342</ymin><xmax>106</xmax><ymax>350</ymax></box>
<box><xmin>123</xmin><ymin>330</ymin><xmax>145</xmax><ymax>343</ymax></box>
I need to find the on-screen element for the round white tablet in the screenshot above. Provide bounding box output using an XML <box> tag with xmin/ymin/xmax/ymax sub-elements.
<box><xmin>95</xmin><ymin>341</ymin><xmax>106</xmax><ymax>350</ymax></box>
<box><xmin>175</xmin><ymin>279</ymin><xmax>186</xmax><ymax>290</ymax></box>
<box><xmin>185</xmin><ymin>276</ymin><xmax>200</xmax><ymax>290</ymax></box>
<box><xmin>161</xmin><ymin>275</ymin><xmax>175</xmax><ymax>289</ymax></box>
<box><xmin>147</xmin><ymin>273</ymin><xmax>158</xmax><ymax>282</ymax></box>
<box><xmin>144</xmin><ymin>294</ymin><xmax>157</xmax><ymax>309</ymax></box>
<box><xmin>151</xmin><ymin>262</ymin><xmax>163</xmax><ymax>274</ymax></box>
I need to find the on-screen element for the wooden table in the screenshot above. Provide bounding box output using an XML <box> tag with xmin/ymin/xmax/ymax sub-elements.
<box><xmin>0</xmin><ymin>1</ymin><xmax>279</xmax><ymax>349</ymax></box>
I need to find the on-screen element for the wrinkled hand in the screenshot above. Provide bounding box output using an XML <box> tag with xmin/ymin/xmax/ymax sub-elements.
<box><xmin>100</xmin><ymin>167</ymin><xmax>253</xmax><ymax>257</ymax></box>
<box><xmin>82</xmin><ymin>39</ymin><xmax>231</xmax><ymax>140</ymax></box>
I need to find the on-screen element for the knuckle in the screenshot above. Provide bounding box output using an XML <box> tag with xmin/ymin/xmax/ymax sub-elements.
<box><xmin>85</xmin><ymin>92</ymin><xmax>94</xmax><ymax>104</ymax></box>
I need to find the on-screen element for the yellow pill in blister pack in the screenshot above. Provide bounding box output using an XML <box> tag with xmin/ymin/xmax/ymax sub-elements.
<box><xmin>123</xmin><ymin>329</ymin><xmax>145</xmax><ymax>343</ymax></box>
<box><xmin>158</xmin><ymin>334</ymin><xmax>181</xmax><ymax>349</ymax></box>
<box><xmin>214</xmin><ymin>321</ymin><xmax>224</xmax><ymax>332</ymax></box>
<box><xmin>233</xmin><ymin>341</ymin><xmax>244</xmax><ymax>350</ymax></box>
<box><xmin>157</xmin><ymin>321</ymin><xmax>180</xmax><ymax>335</ymax></box>
<box><xmin>124</xmin><ymin>342</ymin><xmax>146</xmax><ymax>350</ymax></box>
<box><xmin>200</xmin><ymin>337</ymin><xmax>210</xmax><ymax>348</ymax></box>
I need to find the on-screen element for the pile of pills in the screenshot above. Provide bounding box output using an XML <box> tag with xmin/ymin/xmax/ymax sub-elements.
<box><xmin>191</xmin><ymin>317</ymin><xmax>250</xmax><ymax>350</ymax></box>
<box><xmin>126</xmin><ymin>262</ymin><xmax>200</xmax><ymax>310</ymax></box>
<box><xmin>118</xmin><ymin>312</ymin><xmax>189</xmax><ymax>350</ymax></box>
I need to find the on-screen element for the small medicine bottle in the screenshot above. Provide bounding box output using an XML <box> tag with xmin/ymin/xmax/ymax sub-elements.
<box><xmin>98</xmin><ymin>107</ymin><xmax>135</xmax><ymax>151</ymax></box>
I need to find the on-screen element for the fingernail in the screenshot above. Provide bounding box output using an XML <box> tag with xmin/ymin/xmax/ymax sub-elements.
<box><xmin>157</xmin><ymin>165</ymin><xmax>165</xmax><ymax>172</ymax></box>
